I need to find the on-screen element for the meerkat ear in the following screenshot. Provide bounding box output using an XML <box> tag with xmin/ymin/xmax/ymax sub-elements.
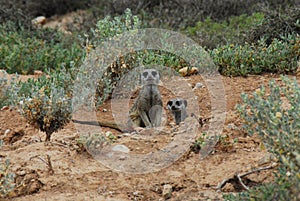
<box><xmin>183</xmin><ymin>99</ymin><xmax>187</xmax><ymax>107</ymax></box>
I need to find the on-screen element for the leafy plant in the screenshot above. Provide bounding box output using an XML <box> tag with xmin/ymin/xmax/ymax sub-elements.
<box><xmin>191</xmin><ymin>132</ymin><xmax>207</xmax><ymax>153</ymax></box>
<box><xmin>187</xmin><ymin>13</ymin><xmax>264</xmax><ymax>49</ymax></box>
<box><xmin>75</xmin><ymin>133</ymin><xmax>112</xmax><ymax>154</ymax></box>
<box><xmin>0</xmin><ymin>141</ymin><xmax>16</xmax><ymax>198</ymax></box>
<box><xmin>229</xmin><ymin>76</ymin><xmax>300</xmax><ymax>200</ymax></box>
<box><xmin>0</xmin><ymin>72</ymin><xmax>21</xmax><ymax>108</ymax></box>
<box><xmin>247</xmin><ymin>6</ymin><xmax>300</xmax><ymax>44</ymax></box>
<box><xmin>17</xmin><ymin>67</ymin><xmax>75</xmax><ymax>141</ymax></box>
<box><xmin>211</xmin><ymin>34</ymin><xmax>300</xmax><ymax>76</ymax></box>
<box><xmin>0</xmin><ymin>22</ymin><xmax>83</xmax><ymax>74</ymax></box>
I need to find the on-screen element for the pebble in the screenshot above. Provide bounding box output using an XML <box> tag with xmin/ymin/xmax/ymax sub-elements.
<box><xmin>31</xmin><ymin>16</ymin><xmax>46</xmax><ymax>27</ymax></box>
<box><xmin>112</xmin><ymin>144</ymin><xmax>130</xmax><ymax>153</ymax></box>
<box><xmin>1</xmin><ymin>106</ymin><xmax>9</xmax><ymax>110</ymax></box>
<box><xmin>4</xmin><ymin>129</ymin><xmax>10</xmax><ymax>136</ymax></box>
<box><xmin>162</xmin><ymin>184</ymin><xmax>172</xmax><ymax>199</ymax></box>
<box><xmin>193</xmin><ymin>82</ymin><xmax>204</xmax><ymax>89</ymax></box>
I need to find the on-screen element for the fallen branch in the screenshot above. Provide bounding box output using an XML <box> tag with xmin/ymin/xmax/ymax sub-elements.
<box><xmin>216</xmin><ymin>162</ymin><xmax>278</xmax><ymax>192</ymax></box>
<box><xmin>73</xmin><ymin>119</ymin><xmax>133</xmax><ymax>132</ymax></box>
<box><xmin>236</xmin><ymin>173</ymin><xmax>249</xmax><ymax>191</ymax></box>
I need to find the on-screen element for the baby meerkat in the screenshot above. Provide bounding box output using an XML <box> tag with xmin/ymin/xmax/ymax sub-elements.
<box><xmin>128</xmin><ymin>69</ymin><xmax>163</xmax><ymax>128</ymax></box>
<box><xmin>167</xmin><ymin>98</ymin><xmax>188</xmax><ymax>125</ymax></box>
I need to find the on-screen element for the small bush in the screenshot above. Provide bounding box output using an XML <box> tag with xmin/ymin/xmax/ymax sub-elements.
<box><xmin>247</xmin><ymin>6</ymin><xmax>300</xmax><ymax>44</ymax></box>
<box><xmin>187</xmin><ymin>13</ymin><xmax>264</xmax><ymax>49</ymax></box>
<box><xmin>0</xmin><ymin>0</ymin><xmax>93</xmax><ymax>18</ymax></box>
<box><xmin>229</xmin><ymin>76</ymin><xmax>300</xmax><ymax>200</ymax></box>
<box><xmin>0</xmin><ymin>23</ymin><xmax>83</xmax><ymax>74</ymax></box>
<box><xmin>211</xmin><ymin>34</ymin><xmax>300</xmax><ymax>76</ymax></box>
<box><xmin>0</xmin><ymin>74</ymin><xmax>10</xmax><ymax>108</ymax></box>
<box><xmin>16</xmin><ymin>67</ymin><xmax>75</xmax><ymax>141</ymax></box>
<box><xmin>0</xmin><ymin>141</ymin><xmax>16</xmax><ymax>198</ymax></box>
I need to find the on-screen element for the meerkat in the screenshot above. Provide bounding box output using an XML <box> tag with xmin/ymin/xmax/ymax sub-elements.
<box><xmin>128</xmin><ymin>69</ymin><xmax>163</xmax><ymax>128</ymax></box>
<box><xmin>167</xmin><ymin>98</ymin><xmax>188</xmax><ymax>125</ymax></box>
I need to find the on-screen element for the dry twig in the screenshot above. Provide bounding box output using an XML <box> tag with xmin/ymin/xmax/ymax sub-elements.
<box><xmin>30</xmin><ymin>154</ymin><xmax>54</xmax><ymax>175</ymax></box>
<box><xmin>216</xmin><ymin>162</ymin><xmax>277</xmax><ymax>192</ymax></box>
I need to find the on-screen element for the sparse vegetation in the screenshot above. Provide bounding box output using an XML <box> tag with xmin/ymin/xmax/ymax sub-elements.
<box><xmin>187</xmin><ymin>13</ymin><xmax>264</xmax><ymax>49</ymax></box>
<box><xmin>230</xmin><ymin>76</ymin><xmax>300</xmax><ymax>200</ymax></box>
<box><xmin>0</xmin><ymin>0</ymin><xmax>299</xmax><ymax>199</ymax></box>
<box><xmin>0</xmin><ymin>141</ymin><xmax>16</xmax><ymax>198</ymax></box>
<box><xmin>211</xmin><ymin>34</ymin><xmax>300</xmax><ymax>76</ymax></box>
<box><xmin>0</xmin><ymin>22</ymin><xmax>83</xmax><ymax>74</ymax></box>
<box><xmin>16</xmin><ymin>67</ymin><xmax>74</xmax><ymax>141</ymax></box>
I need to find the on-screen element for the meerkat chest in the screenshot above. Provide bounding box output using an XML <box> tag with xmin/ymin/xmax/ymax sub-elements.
<box><xmin>139</xmin><ymin>85</ymin><xmax>161</xmax><ymax>109</ymax></box>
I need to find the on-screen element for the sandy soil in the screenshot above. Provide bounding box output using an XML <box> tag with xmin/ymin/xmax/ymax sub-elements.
<box><xmin>1</xmin><ymin>72</ymin><xmax>296</xmax><ymax>201</ymax></box>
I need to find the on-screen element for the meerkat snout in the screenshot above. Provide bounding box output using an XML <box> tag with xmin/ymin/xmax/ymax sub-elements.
<box><xmin>167</xmin><ymin>98</ymin><xmax>188</xmax><ymax>125</ymax></box>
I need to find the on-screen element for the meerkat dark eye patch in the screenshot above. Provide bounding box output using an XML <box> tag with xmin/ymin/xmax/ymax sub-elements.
<box><xmin>167</xmin><ymin>101</ymin><xmax>173</xmax><ymax>106</ymax></box>
<box><xmin>142</xmin><ymin>72</ymin><xmax>148</xmax><ymax>78</ymax></box>
<box><xmin>151</xmin><ymin>71</ymin><xmax>157</xmax><ymax>77</ymax></box>
<box><xmin>175</xmin><ymin>100</ymin><xmax>182</xmax><ymax>106</ymax></box>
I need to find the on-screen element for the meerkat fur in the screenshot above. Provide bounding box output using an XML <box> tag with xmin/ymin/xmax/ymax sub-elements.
<box><xmin>128</xmin><ymin>69</ymin><xmax>163</xmax><ymax>128</ymax></box>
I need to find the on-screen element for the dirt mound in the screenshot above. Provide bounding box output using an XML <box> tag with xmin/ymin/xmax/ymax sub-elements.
<box><xmin>1</xmin><ymin>73</ymin><xmax>291</xmax><ymax>200</ymax></box>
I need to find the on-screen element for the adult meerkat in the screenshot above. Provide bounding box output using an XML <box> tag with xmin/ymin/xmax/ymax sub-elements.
<box><xmin>128</xmin><ymin>69</ymin><xmax>163</xmax><ymax>128</ymax></box>
<box><xmin>167</xmin><ymin>98</ymin><xmax>188</xmax><ymax>125</ymax></box>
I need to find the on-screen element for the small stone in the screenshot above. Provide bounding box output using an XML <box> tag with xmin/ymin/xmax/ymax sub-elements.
<box><xmin>31</xmin><ymin>16</ymin><xmax>46</xmax><ymax>27</ymax></box>
<box><xmin>17</xmin><ymin>170</ymin><xmax>27</xmax><ymax>176</ymax></box>
<box><xmin>133</xmin><ymin>191</ymin><xmax>140</xmax><ymax>196</ymax></box>
<box><xmin>227</xmin><ymin>123</ymin><xmax>238</xmax><ymax>130</ymax></box>
<box><xmin>119</xmin><ymin>155</ymin><xmax>126</xmax><ymax>160</ymax></box>
<box><xmin>4</xmin><ymin>129</ymin><xmax>10</xmax><ymax>136</ymax></box>
<box><xmin>193</xmin><ymin>82</ymin><xmax>204</xmax><ymax>89</ymax></box>
<box><xmin>178</xmin><ymin>67</ymin><xmax>198</xmax><ymax>77</ymax></box>
<box><xmin>105</xmin><ymin>131</ymin><xmax>112</xmax><ymax>137</ymax></box>
<box><xmin>121</xmin><ymin>133</ymin><xmax>131</xmax><ymax>137</ymax></box>
<box><xmin>34</xmin><ymin>70</ymin><xmax>43</xmax><ymax>76</ymax></box>
<box><xmin>1</xmin><ymin>106</ymin><xmax>9</xmax><ymax>110</ymax></box>
<box><xmin>112</xmin><ymin>144</ymin><xmax>130</xmax><ymax>153</ymax></box>
<box><xmin>162</xmin><ymin>184</ymin><xmax>172</xmax><ymax>200</ymax></box>
<box><xmin>102</xmin><ymin>108</ymin><xmax>107</xmax><ymax>112</ymax></box>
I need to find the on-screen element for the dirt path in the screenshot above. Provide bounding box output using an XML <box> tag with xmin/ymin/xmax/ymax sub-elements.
<box><xmin>1</xmin><ymin>73</ymin><xmax>296</xmax><ymax>200</ymax></box>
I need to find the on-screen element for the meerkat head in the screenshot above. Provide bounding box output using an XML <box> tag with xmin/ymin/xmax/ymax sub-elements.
<box><xmin>141</xmin><ymin>69</ymin><xmax>160</xmax><ymax>85</ymax></box>
<box><xmin>167</xmin><ymin>98</ymin><xmax>187</xmax><ymax>112</ymax></box>
<box><xmin>167</xmin><ymin>98</ymin><xmax>188</xmax><ymax>125</ymax></box>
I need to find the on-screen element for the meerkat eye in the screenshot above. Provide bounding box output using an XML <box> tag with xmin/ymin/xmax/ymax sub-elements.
<box><xmin>175</xmin><ymin>100</ymin><xmax>181</xmax><ymax>106</ymax></box>
<box><xmin>151</xmin><ymin>71</ymin><xmax>157</xmax><ymax>77</ymax></box>
<box><xmin>142</xmin><ymin>72</ymin><xmax>148</xmax><ymax>78</ymax></box>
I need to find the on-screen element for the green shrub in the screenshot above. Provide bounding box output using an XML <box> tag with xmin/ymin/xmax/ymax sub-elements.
<box><xmin>0</xmin><ymin>141</ymin><xmax>16</xmax><ymax>198</ymax></box>
<box><xmin>15</xmin><ymin>67</ymin><xmax>75</xmax><ymax>141</ymax></box>
<box><xmin>0</xmin><ymin>74</ymin><xmax>10</xmax><ymax>108</ymax></box>
<box><xmin>0</xmin><ymin>0</ymin><xmax>94</xmax><ymax>18</ymax></box>
<box><xmin>211</xmin><ymin>34</ymin><xmax>300</xmax><ymax>76</ymax></box>
<box><xmin>0</xmin><ymin>23</ymin><xmax>83</xmax><ymax>74</ymax></box>
<box><xmin>187</xmin><ymin>13</ymin><xmax>264</xmax><ymax>49</ymax></box>
<box><xmin>247</xmin><ymin>6</ymin><xmax>300</xmax><ymax>44</ymax></box>
<box><xmin>229</xmin><ymin>76</ymin><xmax>300</xmax><ymax>200</ymax></box>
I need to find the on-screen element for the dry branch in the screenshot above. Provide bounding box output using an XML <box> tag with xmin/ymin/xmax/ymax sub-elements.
<box><xmin>216</xmin><ymin>162</ymin><xmax>278</xmax><ymax>192</ymax></box>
